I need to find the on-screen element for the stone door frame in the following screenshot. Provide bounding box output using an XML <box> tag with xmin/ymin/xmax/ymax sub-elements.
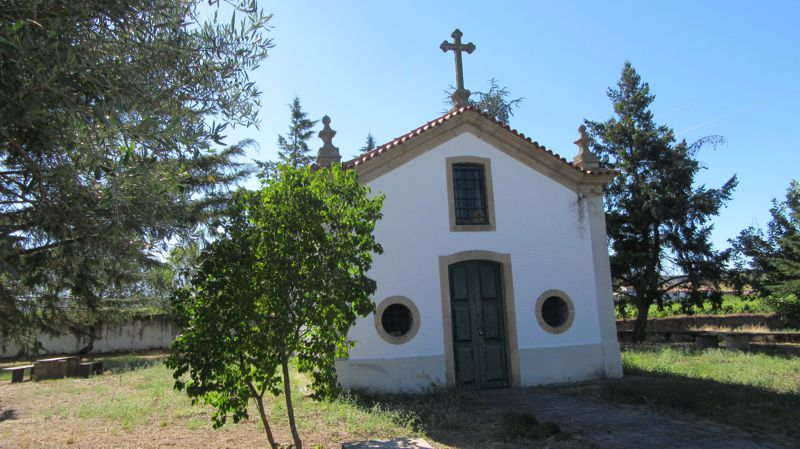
<box><xmin>438</xmin><ymin>250</ymin><xmax>521</xmax><ymax>387</ymax></box>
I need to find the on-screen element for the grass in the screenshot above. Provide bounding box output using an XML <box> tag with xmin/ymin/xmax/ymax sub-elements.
<box><xmin>0</xmin><ymin>353</ymin><xmax>588</xmax><ymax>449</ymax></box>
<box><xmin>556</xmin><ymin>344</ymin><xmax>800</xmax><ymax>445</ymax></box>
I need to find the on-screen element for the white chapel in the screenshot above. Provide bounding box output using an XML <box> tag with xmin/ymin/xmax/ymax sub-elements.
<box><xmin>317</xmin><ymin>30</ymin><xmax>622</xmax><ymax>391</ymax></box>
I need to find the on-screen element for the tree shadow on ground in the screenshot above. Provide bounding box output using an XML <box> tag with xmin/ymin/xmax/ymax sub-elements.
<box><xmin>0</xmin><ymin>407</ymin><xmax>18</xmax><ymax>422</ymax></box>
<box><xmin>102</xmin><ymin>354</ymin><xmax>166</xmax><ymax>374</ymax></box>
<box><xmin>624</xmin><ymin>342</ymin><xmax>800</xmax><ymax>359</ymax></box>
<box><xmin>554</xmin><ymin>370</ymin><xmax>800</xmax><ymax>447</ymax></box>
<box><xmin>746</xmin><ymin>343</ymin><xmax>800</xmax><ymax>359</ymax></box>
<box><xmin>344</xmin><ymin>387</ymin><xmax>575</xmax><ymax>449</ymax></box>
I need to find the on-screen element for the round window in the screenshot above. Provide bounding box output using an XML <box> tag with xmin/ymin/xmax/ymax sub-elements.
<box><xmin>375</xmin><ymin>296</ymin><xmax>420</xmax><ymax>344</ymax></box>
<box><xmin>541</xmin><ymin>296</ymin><xmax>569</xmax><ymax>328</ymax></box>
<box><xmin>381</xmin><ymin>303</ymin><xmax>412</xmax><ymax>337</ymax></box>
<box><xmin>535</xmin><ymin>290</ymin><xmax>575</xmax><ymax>334</ymax></box>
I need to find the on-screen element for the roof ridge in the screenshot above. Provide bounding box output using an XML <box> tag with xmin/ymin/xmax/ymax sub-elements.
<box><xmin>343</xmin><ymin>106</ymin><xmax>614</xmax><ymax>176</ymax></box>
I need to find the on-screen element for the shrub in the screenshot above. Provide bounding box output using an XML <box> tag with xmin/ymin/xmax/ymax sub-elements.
<box><xmin>764</xmin><ymin>294</ymin><xmax>800</xmax><ymax>325</ymax></box>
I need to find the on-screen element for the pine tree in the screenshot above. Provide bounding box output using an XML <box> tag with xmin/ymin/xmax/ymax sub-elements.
<box><xmin>360</xmin><ymin>132</ymin><xmax>376</xmax><ymax>153</ymax></box>
<box><xmin>587</xmin><ymin>62</ymin><xmax>737</xmax><ymax>341</ymax></box>
<box><xmin>732</xmin><ymin>180</ymin><xmax>800</xmax><ymax>322</ymax></box>
<box><xmin>277</xmin><ymin>97</ymin><xmax>318</xmax><ymax>167</ymax></box>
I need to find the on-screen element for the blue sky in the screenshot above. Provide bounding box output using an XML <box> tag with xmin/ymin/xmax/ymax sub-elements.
<box><xmin>224</xmin><ymin>1</ymin><xmax>800</xmax><ymax>251</ymax></box>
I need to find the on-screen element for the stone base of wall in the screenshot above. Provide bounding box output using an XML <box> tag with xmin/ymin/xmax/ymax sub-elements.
<box><xmin>336</xmin><ymin>342</ymin><xmax>622</xmax><ymax>392</ymax></box>
<box><xmin>336</xmin><ymin>355</ymin><xmax>446</xmax><ymax>392</ymax></box>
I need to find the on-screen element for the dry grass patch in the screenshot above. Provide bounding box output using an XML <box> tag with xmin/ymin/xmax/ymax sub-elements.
<box><xmin>0</xmin><ymin>354</ymin><xmax>591</xmax><ymax>448</ymax></box>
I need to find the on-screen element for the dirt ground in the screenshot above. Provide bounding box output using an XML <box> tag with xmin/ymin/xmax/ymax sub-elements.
<box><xmin>0</xmin><ymin>362</ymin><xmax>595</xmax><ymax>449</ymax></box>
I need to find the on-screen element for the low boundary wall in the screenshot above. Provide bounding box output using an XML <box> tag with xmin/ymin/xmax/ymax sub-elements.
<box><xmin>1</xmin><ymin>316</ymin><xmax>178</xmax><ymax>358</ymax></box>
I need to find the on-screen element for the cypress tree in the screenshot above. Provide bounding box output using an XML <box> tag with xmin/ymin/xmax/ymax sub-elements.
<box><xmin>587</xmin><ymin>62</ymin><xmax>737</xmax><ymax>341</ymax></box>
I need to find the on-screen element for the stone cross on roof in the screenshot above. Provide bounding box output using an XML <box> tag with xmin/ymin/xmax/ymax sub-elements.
<box><xmin>440</xmin><ymin>29</ymin><xmax>476</xmax><ymax>110</ymax></box>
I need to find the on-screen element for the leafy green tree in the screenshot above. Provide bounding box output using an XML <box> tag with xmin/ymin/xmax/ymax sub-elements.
<box><xmin>731</xmin><ymin>180</ymin><xmax>800</xmax><ymax>322</ymax></box>
<box><xmin>360</xmin><ymin>132</ymin><xmax>377</xmax><ymax>153</ymax></box>
<box><xmin>167</xmin><ymin>164</ymin><xmax>384</xmax><ymax>449</ymax></box>
<box><xmin>0</xmin><ymin>1</ymin><xmax>271</xmax><ymax>348</ymax></box>
<box><xmin>586</xmin><ymin>62</ymin><xmax>737</xmax><ymax>341</ymax></box>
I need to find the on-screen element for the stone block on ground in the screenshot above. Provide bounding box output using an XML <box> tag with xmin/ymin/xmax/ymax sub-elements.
<box><xmin>721</xmin><ymin>333</ymin><xmax>750</xmax><ymax>350</ymax></box>
<box><xmin>695</xmin><ymin>334</ymin><xmax>719</xmax><ymax>349</ymax></box>
<box><xmin>342</xmin><ymin>437</ymin><xmax>433</xmax><ymax>449</ymax></box>
<box><xmin>33</xmin><ymin>359</ymin><xmax>67</xmax><ymax>380</ymax></box>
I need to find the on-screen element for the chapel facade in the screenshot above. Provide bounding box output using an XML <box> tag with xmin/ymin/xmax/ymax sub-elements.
<box><xmin>319</xmin><ymin>30</ymin><xmax>622</xmax><ymax>391</ymax></box>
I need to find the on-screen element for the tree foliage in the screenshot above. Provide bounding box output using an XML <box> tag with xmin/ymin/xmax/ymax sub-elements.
<box><xmin>586</xmin><ymin>62</ymin><xmax>737</xmax><ymax>341</ymax></box>
<box><xmin>128</xmin><ymin>243</ymin><xmax>201</xmax><ymax>314</ymax></box>
<box><xmin>445</xmin><ymin>78</ymin><xmax>522</xmax><ymax>124</ymax></box>
<box><xmin>0</xmin><ymin>0</ymin><xmax>271</xmax><ymax>347</ymax></box>
<box><xmin>167</xmin><ymin>163</ymin><xmax>383</xmax><ymax>449</ymax></box>
<box><xmin>732</xmin><ymin>180</ymin><xmax>800</xmax><ymax>322</ymax></box>
<box><xmin>470</xmin><ymin>78</ymin><xmax>523</xmax><ymax>125</ymax></box>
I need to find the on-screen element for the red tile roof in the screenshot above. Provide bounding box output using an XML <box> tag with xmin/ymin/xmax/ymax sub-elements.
<box><xmin>342</xmin><ymin>106</ymin><xmax>616</xmax><ymax>177</ymax></box>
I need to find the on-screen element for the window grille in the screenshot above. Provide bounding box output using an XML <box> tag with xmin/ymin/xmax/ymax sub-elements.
<box><xmin>452</xmin><ymin>164</ymin><xmax>488</xmax><ymax>225</ymax></box>
<box><xmin>381</xmin><ymin>303</ymin><xmax>413</xmax><ymax>337</ymax></box>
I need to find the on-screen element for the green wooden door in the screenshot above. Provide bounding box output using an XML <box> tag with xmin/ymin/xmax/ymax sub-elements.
<box><xmin>449</xmin><ymin>261</ymin><xmax>508</xmax><ymax>389</ymax></box>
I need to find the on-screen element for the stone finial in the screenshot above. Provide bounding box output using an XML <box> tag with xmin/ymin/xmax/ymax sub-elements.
<box><xmin>316</xmin><ymin>115</ymin><xmax>341</xmax><ymax>168</ymax></box>
<box><xmin>572</xmin><ymin>124</ymin><xmax>600</xmax><ymax>169</ymax></box>
<box><xmin>440</xmin><ymin>29</ymin><xmax>476</xmax><ymax>110</ymax></box>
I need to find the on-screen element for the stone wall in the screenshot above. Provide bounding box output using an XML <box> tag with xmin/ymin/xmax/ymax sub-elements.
<box><xmin>616</xmin><ymin>313</ymin><xmax>784</xmax><ymax>332</ymax></box>
<box><xmin>1</xmin><ymin>316</ymin><xmax>178</xmax><ymax>358</ymax></box>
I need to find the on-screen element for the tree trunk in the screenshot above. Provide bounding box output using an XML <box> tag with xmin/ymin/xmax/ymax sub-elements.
<box><xmin>251</xmin><ymin>387</ymin><xmax>278</xmax><ymax>448</ymax></box>
<box><xmin>282</xmin><ymin>360</ymin><xmax>302</xmax><ymax>449</ymax></box>
<box><xmin>632</xmin><ymin>300</ymin><xmax>650</xmax><ymax>342</ymax></box>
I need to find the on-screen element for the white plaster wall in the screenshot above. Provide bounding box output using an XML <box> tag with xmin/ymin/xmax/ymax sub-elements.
<box><xmin>347</xmin><ymin>131</ymin><xmax>603</xmax><ymax>365</ymax></box>
<box><xmin>1</xmin><ymin>317</ymin><xmax>178</xmax><ymax>358</ymax></box>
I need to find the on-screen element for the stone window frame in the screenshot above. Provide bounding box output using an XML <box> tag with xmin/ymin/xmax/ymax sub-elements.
<box><xmin>374</xmin><ymin>296</ymin><xmax>421</xmax><ymax>345</ymax></box>
<box><xmin>446</xmin><ymin>156</ymin><xmax>496</xmax><ymax>232</ymax></box>
<box><xmin>535</xmin><ymin>289</ymin><xmax>575</xmax><ymax>334</ymax></box>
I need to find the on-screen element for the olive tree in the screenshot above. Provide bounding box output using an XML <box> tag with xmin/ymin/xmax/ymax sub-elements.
<box><xmin>167</xmin><ymin>164</ymin><xmax>383</xmax><ymax>449</ymax></box>
<box><xmin>0</xmin><ymin>0</ymin><xmax>272</xmax><ymax>348</ymax></box>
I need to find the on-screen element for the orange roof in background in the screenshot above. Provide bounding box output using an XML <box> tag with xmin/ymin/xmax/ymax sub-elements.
<box><xmin>342</xmin><ymin>106</ymin><xmax>616</xmax><ymax>177</ymax></box>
